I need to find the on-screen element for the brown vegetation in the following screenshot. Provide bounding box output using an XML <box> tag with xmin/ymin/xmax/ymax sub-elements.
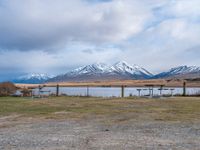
<box><xmin>20</xmin><ymin>88</ymin><xmax>32</xmax><ymax>97</ymax></box>
<box><xmin>15</xmin><ymin>79</ymin><xmax>200</xmax><ymax>89</ymax></box>
<box><xmin>0</xmin><ymin>82</ymin><xmax>16</xmax><ymax>96</ymax></box>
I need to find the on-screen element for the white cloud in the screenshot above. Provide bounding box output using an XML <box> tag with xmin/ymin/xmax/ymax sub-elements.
<box><xmin>165</xmin><ymin>0</ymin><xmax>200</xmax><ymax>18</ymax></box>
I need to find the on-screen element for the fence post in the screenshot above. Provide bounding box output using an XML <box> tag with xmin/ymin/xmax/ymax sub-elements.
<box><xmin>137</xmin><ymin>89</ymin><xmax>141</xmax><ymax>97</ymax></box>
<box><xmin>160</xmin><ymin>85</ymin><xmax>164</xmax><ymax>95</ymax></box>
<box><xmin>56</xmin><ymin>84</ymin><xmax>59</xmax><ymax>96</ymax></box>
<box><xmin>38</xmin><ymin>85</ymin><xmax>41</xmax><ymax>98</ymax></box>
<box><xmin>86</xmin><ymin>86</ymin><xmax>89</xmax><ymax>97</ymax></box>
<box><xmin>183</xmin><ymin>81</ymin><xmax>186</xmax><ymax>96</ymax></box>
<box><xmin>152</xmin><ymin>87</ymin><xmax>154</xmax><ymax>97</ymax></box>
<box><xmin>121</xmin><ymin>86</ymin><xmax>124</xmax><ymax>98</ymax></box>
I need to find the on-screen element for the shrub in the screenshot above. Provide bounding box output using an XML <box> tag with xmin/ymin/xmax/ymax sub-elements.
<box><xmin>0</xmin><ymin>82</ymin><xmax>17</xmax><ymax>96</ymax></box>
<box><xmin>21</xmin><ymin>88</ymin><xmax>32</xmax><ymax>97</ymax></box>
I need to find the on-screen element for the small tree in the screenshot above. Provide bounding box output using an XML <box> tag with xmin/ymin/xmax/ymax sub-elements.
<box><xmin>0</xmin><ymin>82</ymin><xmax>17</xmax><ymax>96</ymax></box>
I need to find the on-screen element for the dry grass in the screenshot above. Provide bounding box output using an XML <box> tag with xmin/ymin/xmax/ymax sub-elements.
<box><xmin>0</xmin><ymin>96</ymin><xmax>200</xmax><ymax>123</ymax></box>
<box><xmin>15</xmin><ymin>79</ymin><xmax>200</xmax><ymax>90</ymax></box>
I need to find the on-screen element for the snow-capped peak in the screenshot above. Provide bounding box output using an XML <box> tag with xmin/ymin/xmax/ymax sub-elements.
<box><xmin>88</xmin><ymin>63</ymin><xmax>110</xmax><ymax>72</ymax></box>
<box><xmin>12</xmin><ymin>73</ymin><xmax>54</xmax><ymax>84</ymax></box>
<box><xmin>113</xmin><ymin>61</ymin><xmax>152</xmax><ymax>76</ymax></box>
<box><xmin>153</xmin><ymin>65</ymin><xmax>200</xmax><ymax>79</ymax></box>
<box><xmin>18</xmin><ymin>73</ymin><xmax>52</xmax><ymax>80</ymax></box>
<box><xmin>68</xmin><ymin>63</ymin><xmax>112</xmax><ymax>76</ymax></box>
<box><xmin>169</xmin><ymin>65</ymin><xmax>200</xmax><ymax>74</ymax></box>
<box><xmin>114</xmin><ymin>61</ymin><xmax>130</xmax><ymax>66</ymax></box>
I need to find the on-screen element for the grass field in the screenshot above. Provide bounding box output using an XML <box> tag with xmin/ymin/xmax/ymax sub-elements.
<box><xmin>0</xmin><ymin>96</ymin><xmax>200</xmax><ymax>122</ymax></box>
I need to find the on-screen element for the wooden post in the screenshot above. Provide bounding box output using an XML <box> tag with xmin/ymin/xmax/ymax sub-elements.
<box><xmin>160</xmin><ymin>85</ymin><xmax>164</xmax><ymax>95</ymax></box>
<box><xmin>56</xmin><ymin>84</ymin><xmax>59</xmax><ymax>96</ymax></box>
<box><xmin>183</xmin><ymin>82</ymin><xmax>186</xmax><ymax>96</ymax></box>
<box><xmin>149</xmin><ymin>87</ymin><xmax>151</xmax><ymax>96</ymax></box>
<box><xmin>170</xmin><ymin>89</ymin><xmax>174</xmax><ymax>96</ymax></box>
<box><xmin>86</xmin><ymin>86</ymin><xmax>89</xmax><ymax>97</ymax></box>
<box><xmin>38</xmin><ymin>85</ymin><xmax>41</xmax><ymax>98</ymax></box>
<box><xmin>152</xmin><ymin>87</ymin><xmax>154</xmax><ymax>97</ymax></box>
<box><xmin>31</xmin><ymin>90</ymin><xmax>34</xmax><ymax>99</ymax></box>
<box><xmin>121</xmin><ymin>86</ymin><xmax>124</xmax><ymax>98</ymax></box>
<box><xmin>137</xmin><ymin>89</ymin><xmax>141</xmax><ymax>97</ymax></box>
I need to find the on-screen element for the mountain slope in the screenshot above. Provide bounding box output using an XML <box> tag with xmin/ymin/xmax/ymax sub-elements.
<box><xmin>48</xmin><ymin>61</ymin><xmax>153</xmax><ymax>82</ymax></box>
<box><xmin>153</xmin><ymin>66</ymin><xmax>200</xmax><ymax>79</ymax></box>
<box><xmin>12</xmin><ymin>73</ymin><xmax>53</xmax><ymax>84</ymax></box>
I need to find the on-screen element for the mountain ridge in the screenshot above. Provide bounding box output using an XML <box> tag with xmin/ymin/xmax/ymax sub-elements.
<box><xmin>11</xmin><ymin>62</ymin><xmax>200</xmax><ymax>83</ymax></box>
<box><xmin>48</xmin><ymin>61</ymin><xmax>153</xmax><ymax>82</ymax></box>
<box><xmin>153</xmin><ymin>65</ymin><xmax>200</xmax><ymax>79</ymax></box>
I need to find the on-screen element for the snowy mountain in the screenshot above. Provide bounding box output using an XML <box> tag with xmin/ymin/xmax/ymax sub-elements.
<box><xmin>112</xmin><ymin>61</ymin><xmax>152</xmax><ymax>78</ymax></box>
<box><xmin>12</xmin><ymin>73</ymin><xmax>53</xmax><ymax>84</ymax></box>
<box><xmin>67</xmin><ymin>63</ymin><xmax>113</xmax><ymax>76</ymax></box>
<box><xmin>11</xmin><ymin>64</ymin><xmax>200</xmax><ymax>83</ymax></box>
<box><xmin>48</xmin><ymin>61</ymin><xmax>153</xmax><ymax>82</ymax></box>
<box><xmin>153</xmin><ymin>66</ymin><xmax>200</xmax><ymax>79</ymax></box>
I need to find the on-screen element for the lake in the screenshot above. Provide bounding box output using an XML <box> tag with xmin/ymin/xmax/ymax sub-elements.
<box><xmin>32</xmin><ymin>87</ymin><xmax>200</xmax><ymax>97</ymax></box>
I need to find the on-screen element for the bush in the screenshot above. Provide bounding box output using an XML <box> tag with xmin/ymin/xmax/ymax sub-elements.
<box><xmin>0</xmin><ymin>82</ymin><xmax>17</xmax><ymax>96</ymax></box>
<box><xmin>21</xmin><ymin>88</ymin><xmax>32</xmax><ymax>97</ymax></box>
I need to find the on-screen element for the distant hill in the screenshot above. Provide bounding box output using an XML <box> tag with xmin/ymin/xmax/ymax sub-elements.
<box><xmin>48</xmin><ymin>61</ymin><xmax>153</xmax><ymax>82</ymax></box>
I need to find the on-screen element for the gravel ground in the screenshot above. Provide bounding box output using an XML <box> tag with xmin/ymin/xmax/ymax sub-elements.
<box><xmin>0</xmin><ymin>117</ymin><xmax>200</xmax><ymax>150</ymax></box>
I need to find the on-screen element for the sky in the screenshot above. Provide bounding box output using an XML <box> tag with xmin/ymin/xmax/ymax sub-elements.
<box><xmin>0</xmin><ymin>0</ymin><xmax>200</xmax><ymax>81</ymax></box>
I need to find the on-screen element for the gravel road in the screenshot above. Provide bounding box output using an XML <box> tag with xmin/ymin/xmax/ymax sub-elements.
<box><xmin>0</xmin><ymin>117</ymin><xmax>200</xmax><ymax>150</ymax></box>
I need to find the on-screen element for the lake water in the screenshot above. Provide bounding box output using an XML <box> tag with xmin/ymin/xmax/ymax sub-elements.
<box><xmin>32</xmin><ymin>87</ymin><xmax>200</xmax><ymax>97</ymax></box>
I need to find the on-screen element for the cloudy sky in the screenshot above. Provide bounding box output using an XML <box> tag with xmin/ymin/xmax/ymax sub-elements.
<box><xmin>0</xmin><ymin>0</ymin><xmax>200</xmax><ymax>81</ymax></box>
